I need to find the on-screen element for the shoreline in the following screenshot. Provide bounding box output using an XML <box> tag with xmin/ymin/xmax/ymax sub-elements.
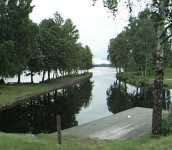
<box><xmin>116</xmin><ymin>72</ymin><xmax>172</xmax><ymax>89</ymax></box>
<box><xmin>0</xmin><ymin>73</ymin><xmax>92</xmax><ymax>108</ymax></box>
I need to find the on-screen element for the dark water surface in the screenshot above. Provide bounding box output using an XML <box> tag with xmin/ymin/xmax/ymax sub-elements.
<box><xmin>0</xmin><ymin>67</ymin><xmax>171</xmax><ymax>134</ymax></box>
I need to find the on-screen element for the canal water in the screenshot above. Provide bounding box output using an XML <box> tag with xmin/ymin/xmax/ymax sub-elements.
<box><xmin>0</xmin><ymin>67</ymin><xmax>170</xmax><ymax>134</ymax></box>
<box><xmin>76</xmin><ymin>67</ymin><xmax>116</xmax><ymax>125</ymax></box>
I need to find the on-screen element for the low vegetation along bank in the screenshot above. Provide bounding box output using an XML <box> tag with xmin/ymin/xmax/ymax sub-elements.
<box><xmin>0</xmin><ymin>73</ymin><xmax>92</xmax><ymax>107</ymax></box>
<box><xmin>116</xmin><ymin>68</ymin><xmax>172</xmax><ymax>88</ymax></box>
<box><xmin>0</xmin><ymin>132</ymin><xmax>172</xmax><ymax>150</ymax></box>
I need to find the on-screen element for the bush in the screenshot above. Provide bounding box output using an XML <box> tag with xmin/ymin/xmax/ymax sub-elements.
<box><xmin>0</xmin><ymin>79</ymin><xmax>5</xmax><ymax>85</ymax></box>
<box><xmin>161</xmin><ymin>105</ymin><xmax>172</xmax><ymax>136</ymax></box>
<box><xmin>161</xmin><ymin>119</ymin><xmax>170</xmax><ymax>136</ymax></box>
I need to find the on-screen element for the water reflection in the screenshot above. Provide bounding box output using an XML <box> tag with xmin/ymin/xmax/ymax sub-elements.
<box><xmin>0</xmin><ymin>79</ymin><xmax>93</xmax><ymax>134</ymax></box>
<box><xmin>107</xmin><ymin>80</ymin><xmax>171</xmax><ymax>114</ymax></box>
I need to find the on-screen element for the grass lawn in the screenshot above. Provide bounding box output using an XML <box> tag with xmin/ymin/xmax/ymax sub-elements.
<box><xmin>164</xmin><ymin>68</ymin><xmax>172</xmax><ymax>88</ymax></box>
<box><xmin>1</xmin><ymin>132</ymin><xmax>172</xmax><ymax>150</ymax></box>
<box><xmin>0</xmin><ymin>74</ymin><xmax>91</xmax><ymax>106</ymax></box>
<box><xmin>117</xmin><ymin>68</ymin><xmax>172</xmax><ymax>88</ymax></box>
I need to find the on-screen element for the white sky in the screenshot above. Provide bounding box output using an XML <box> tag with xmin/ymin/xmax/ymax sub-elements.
<box><xmin>30</xmin><ymin>0</ymin><xmax>146</xmax><ymax>64</ymax></box>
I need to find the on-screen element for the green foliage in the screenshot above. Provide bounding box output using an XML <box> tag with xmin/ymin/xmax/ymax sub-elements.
<box><xmin>161</xmin><ymin>106</ymin><xmax>172</xmax><ymax>135</ymax></box>
<box><xmin>39</xmin><ymin>15</ymin><xmax>92</xmax><ymax>79</ymax></box>
<box><xmin>0</xmin><ymin>2</ymin><xmax>93</xmax><ymax>83</ymax></box>
<box><xmin>161</xmin><ymin>119</ymin><xmax>170</xmax><ymax>136</ymax></box>
<box><xmin>0</xmin><ymin>41</ymin><xmax>15</xmax><ymax>77</ymax></box>
<box><xmin>108</xmin><ymin>9</ymin><xmax>172</xmax><ymax>76</ymax></box>
<box><xmin>117</xmin><ymin>72</ymin><xmax>150</xmax><ymax>87</ymax></box>
<box><xmin>0</xmin><ymin>0</ymin><xmax>34</xmax><ymax>82</ymax></box>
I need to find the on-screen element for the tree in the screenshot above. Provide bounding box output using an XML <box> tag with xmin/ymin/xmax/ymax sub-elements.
<box><xmin>9</xmin><ymin>0</ymin><xmax>33</xmax><ymax>83</ymax></box>
<box><xmin>0</xmin><ymin>4</ymin><xmax>93</xmax><ymax>84</ymax></box>
<box><xmin>96</xmin><ymin>0</ymin><xmax>172</xmax><ymax>135</ymax></box>
<box><xmin>39</xmin><ymin>13</ymin><xmax>93</xmax><ymax>81</ymax></box>
<box><xmin>0</xmin><ymin>0</ymin><xmax>34</xmax><ymax>83</ymax></box>
<box><xmin>0</xmin><ymin>41</ymin><xmax>15</xmax><ymax>79</ymax></box>
<box><xmin>108</xmin><ymin>31</ymin><xmax>130</xmax><ymax>73</ymax></box>
<box><xmin>126</xmin><ymin>11</ymin><xmax>156</xmax><ymax>76</ymax></box>
<box><xmin>0</xmin><ymin>0</ymin><xmax>33</xmax><ymax>83</ymax></box>
<box><xmin>108</xmin><ymin>10</ymin><xmax>157</xmax><ymax>75</ymax></box>
<box><xmin>39</xmin><ymin>18</ymin><xmax>57</xmax><ymax>81</ymax></box>
<box><xmin>79</xmin><ymin>45</ymin><xmax>93</xmax><ymax>72</ymax></box>
<box><xmin>26</xmin><ymin>21</ymin><xmax>43</xmax><ymax>83</ymax></box>
<box><xmin>58</xmin><ymin>18</ymin><xmax>80</xmax><ymax>75</ymax></box>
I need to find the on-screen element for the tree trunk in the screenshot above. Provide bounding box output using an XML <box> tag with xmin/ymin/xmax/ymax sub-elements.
<box><xmin>145</xmin><ymin>57</ymin><xmax>148</xmax><ymax>77</ymax></box>
<box><xmin>56</xmin><ymin>70</ymin><xmax>59</xmax><ymax>79</ymax></box>
<box><xmin>48</xmin><ymin>70</ymin><xmax>51</xmax><ymax>81</ymax></box>
<box><xmin>136</xmin><ymin>87</ymin><xmax>139</xmax><ymax>95</ymax></box>
<box><xmin>31</xmin><ymin>71</ymin><xmax>34</xmax><ymax>84</ymax></box>
<box><xmin>17</xmin><ymin>73</ymin><xmax>21</xmax><ymax>84</ymax></box>
<box><xmin>152</xmin><ymin>22</ymin><xmax>164</xmax><ymax>136</ymax></box>
<box><xmin>42</xmin><ymin>70</ymin><xmax>45</xmax><ymax>83</ymax></box>
<box><xmin>124</xmin><ymin>83</ymin><xmax>127</xmax><ymax>92</ymax></box>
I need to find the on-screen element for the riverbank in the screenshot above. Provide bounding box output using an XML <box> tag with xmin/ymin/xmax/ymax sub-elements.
<box><xmin>117</xmin><ymin>68</ymin><xmax>172</xmax><ymax>88</ymax></box>
<box><xmin>0</xmin><ymin>73</ymin><xmax>92</xmax><ymax>107</ymax></box>
<box><xmin>0</xmin><ymin>132</ymin><xmax>172</xmax><ymax>150</ymax></box>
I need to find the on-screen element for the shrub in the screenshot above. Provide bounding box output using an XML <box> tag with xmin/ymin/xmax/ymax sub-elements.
<box><xmin>161</xmin><ymin>105</ymin><xmax>172</xmax><ymax>135</ymax></box>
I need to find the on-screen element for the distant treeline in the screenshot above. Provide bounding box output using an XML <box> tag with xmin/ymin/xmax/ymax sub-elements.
<box><xmin>92</xmin><ymin>64</ymin><xmax>112</xmax><ymax>67</ymax></box>
<box><xmin>0</xmin><ymin>0</ymin><xmax>92</xmax><ymax>83</ymax></box>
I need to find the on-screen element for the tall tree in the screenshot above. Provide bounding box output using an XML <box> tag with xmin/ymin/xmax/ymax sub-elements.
<box><xmin>96</xmin><ymin>0</ymin><xmax>172</xmax><ymax>135</ymax></box>
<box><xmin>0</xmin><ymin>0</ymin><xmax>33</xmax><ymax>83</ymax></box>
<box><xmin>27</xmin><ymin>21</ymin><xmax>43</xmax><ymax>83</ymax></box>
<box><xmin>39</xmin><ymin>19</ymin><xmax>56</xmax><ymax>81</ymax></box>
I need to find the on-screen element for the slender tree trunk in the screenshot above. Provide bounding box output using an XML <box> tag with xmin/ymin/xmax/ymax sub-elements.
<box><xmin>31</xmin><ymin>71</ymin><xmax>34</xmax><ymax>84</ymax></box>
<box><xmin>0</xmin><ymin>78</ymin><xmax>5</xmax><ymax>85</ymax></box>
<box><xmin>117</xmin><ymin>67</ymin><xmax>119</xmax><ymax>74</ymax></box>
<box><xmin>136</xmin><ymin>87</ymin><xmax>139</xmax><ymax>95</ymax></box>
<box><xmin>48</xmin><ymin>70</ymin><xmax>51</xmax><ymax>81</ymax></box>
<box><xmin>124</xmin><ymin>82</ymin><xmax>127</xmax><ymax>93</ymax></box>
<box><xmin>142</xmin><ymin>67</ymin><xmax>144</xmax><ymax>77</ymax></box>
<box><xmin>17</xmin><ymin>73</ymin><xmax>21</xmax><ymax>84</ymax></box>
<box><xmin>42</xmin><ymin>70</ymin><xmax>45</xmax><ymax>83</ymax></box>
<box><xmin>152</xmin><ymin>8</ymin><xmax>165</xmax><ymax>135</ymax></box>
<box><xmin>118</xmin><ymin>80</ymin><xmax>121</xmax><ymax>88</ymax></box>
<box><xmin>56</xmin><ymin>70</ymin><xmax>59</xmax><ymax>79</ymax></box>
<box><xmin>145</xmin><ymin>57</ymin><xmax>147</xmax><ymax>77</ymax></box>
<box><xmin>148</xmin><ymin>59</ymin><xmax>151</xmax><ymax>76</ymax></box>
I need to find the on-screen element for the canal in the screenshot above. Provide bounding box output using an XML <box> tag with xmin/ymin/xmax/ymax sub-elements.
<box><xmin>0</xmin><ymin>67</ymin><xmax>170</xmax><ymax>134</ymax></box>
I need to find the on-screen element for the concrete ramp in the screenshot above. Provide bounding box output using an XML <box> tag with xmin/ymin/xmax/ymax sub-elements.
<box><xmin>63</xmin><ymin>107</ymin><xmax>152</xmax><ymax>140</ymax></box>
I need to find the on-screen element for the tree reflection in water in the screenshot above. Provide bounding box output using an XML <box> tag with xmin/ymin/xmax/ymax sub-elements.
<box><xmin>107</xmin><ymin>80</ymin><xmax>170</xmax><ymax>114</ymax></box>
<box><xmin>0</xmin><ymin>79</ymin><xmax>93</xmax><ymax>134</ymax></box>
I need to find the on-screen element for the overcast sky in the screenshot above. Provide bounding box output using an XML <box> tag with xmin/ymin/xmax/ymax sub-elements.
<box><xmin>30</xmin><ymin>0</ymin><xmax>146</xmax><ymax>64</ymax></box>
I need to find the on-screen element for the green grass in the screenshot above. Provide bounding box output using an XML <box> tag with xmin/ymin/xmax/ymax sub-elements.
<box><xmin>116</xmin><ymin>72</ymin><xmax>152</xmax><ymax>87</ymax></box>
<box><xmin>1</xmin><ymin>132</ymin><xmax>172</xmax><ymax>150</ymax></box>
<box><xmin>0</xmin><ymin>133</ymin><xmax>60</xmax><ymax>150</ymax></box>
<box><xmin>164</xmin><ymin>68</ymin><xmax>172</xmax><ymax>88</ymax></box>
<box><xmin>117</xmin><ymin>68</ymin><xmax>172</xmax><ymax>88</ymax></box>
<box><xmin>0</xmin><ymin>74</ymin><xmax>91</xmax><ymax>106</ymax></box>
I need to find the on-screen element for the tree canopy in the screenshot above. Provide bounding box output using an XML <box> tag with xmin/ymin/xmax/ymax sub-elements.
<box><xmin>108</xmin><ymin>9</ymin><xmax>172</xmax><ymax>76</ymax></box>
<box><xmin>0</xmin><ymin>0</ymin><xmax>93</xmax><ymax>83</ymax></box>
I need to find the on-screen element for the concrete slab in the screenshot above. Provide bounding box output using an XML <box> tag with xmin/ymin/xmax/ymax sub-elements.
<box><xmin>62</xmin><ymin>107</ymin><xmax>152</xmax><ymax>140</ymax></box>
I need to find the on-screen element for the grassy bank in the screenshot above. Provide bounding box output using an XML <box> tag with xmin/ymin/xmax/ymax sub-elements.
<box><xmin>117</xmin><ymin>68</ymin><xmax>172</xmax><ymax>88</ymax></box>
<box><xmin>0</xmin><ymin>73</ymin><xmax>92</xmax><ymax>106</ymax></box>
<box><xmin>1</xmin><ymin>132</ymin><xmax>172</xmax><ymax>150</ymax></box>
